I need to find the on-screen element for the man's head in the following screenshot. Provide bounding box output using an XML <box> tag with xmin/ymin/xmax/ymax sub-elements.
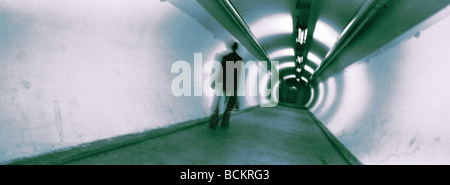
<box><xmin>231</xmin><ymin>42</ymin><xmax>239</xmax><ymax>51</ymax></box>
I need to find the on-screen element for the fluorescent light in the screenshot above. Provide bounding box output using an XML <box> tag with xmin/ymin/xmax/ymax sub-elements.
<box><xmin>296</xmin><ymin>68</ymin><xmax>301</xmax><ymax>73</ymax></box>
<box><xmin>304</xmin><ymin>29</ymin><xmax>308</xmax><ymax>40</ymax></box>
<box><xmin>303</xmin><ymin>29</ymin><xmax>308</xmax><ymax>43</ymax></box>
<box><xmin>298</xmin><ymin>29</ymin><xmax>302</xmax><ymax>40</ymax></box>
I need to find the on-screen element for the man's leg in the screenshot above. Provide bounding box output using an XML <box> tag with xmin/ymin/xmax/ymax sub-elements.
<box><xmin>221</xmin><ymin>95</ymin><xmax>237</xmax><ymax>127</ymax></box>
<box><xmin>209</xmin><ymin>96</ymin><xmax>221</xmax><ymax>130</ymax></box>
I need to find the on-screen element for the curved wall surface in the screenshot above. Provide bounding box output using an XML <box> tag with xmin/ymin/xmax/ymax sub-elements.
<box><xmin>0</xmin><ymin>0</ymin><xmax>260</xmax><ymax>163</ymax></box>
<box><xmin>307</xmin><ymin>6</ymin><xmax>450</xmax><ymax>164</ymax></box>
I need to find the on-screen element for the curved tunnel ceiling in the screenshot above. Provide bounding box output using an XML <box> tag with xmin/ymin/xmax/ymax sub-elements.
<box><xmin>229</xmin><ymin>0</ymin><xmax>367</xmax><ymax>85</ymax></box>
<box><xmin>229</xmin><ymin>0</ymin><xmax>297</xmax><ymax>80</ymax></box>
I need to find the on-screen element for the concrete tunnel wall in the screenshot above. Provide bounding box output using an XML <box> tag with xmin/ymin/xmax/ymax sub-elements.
<box><xmin>306</xmin><ymin>6</ymin><xmax>450</xmax><ymax>164</ymax></box>
<box><xmin>0</xmin><ymin>0</ymin><xmax>262</xmax><ymax>163</ymax></box>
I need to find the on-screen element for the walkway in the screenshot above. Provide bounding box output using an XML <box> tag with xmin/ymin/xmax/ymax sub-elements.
<box><xmin>63</xmin><ymin>105</ymin><xmax>358</xmax><ymax>165</ymax></box>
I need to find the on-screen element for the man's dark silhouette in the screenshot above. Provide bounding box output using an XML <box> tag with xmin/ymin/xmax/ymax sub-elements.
<box><xmin>209</xmin><ymin>42</ymin><xmax>242</xmax><ymax>130</ymax></box>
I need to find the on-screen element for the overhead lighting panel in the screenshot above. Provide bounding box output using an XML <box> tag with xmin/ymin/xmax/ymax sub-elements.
<box><xmin>297</xmin><ymin>28</ymin><xmax>308</xmax><ymax>44</ymax></box>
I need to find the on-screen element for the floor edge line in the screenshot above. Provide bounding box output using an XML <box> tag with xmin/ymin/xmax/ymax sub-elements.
<box><xmin>305</xmin><ymin>109</ymin><xmax>363</xmax><ymax>165</ymax></box>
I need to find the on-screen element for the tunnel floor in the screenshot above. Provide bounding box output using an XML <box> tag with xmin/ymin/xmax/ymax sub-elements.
<box><xmin>65</xmin><ymin>105</ymin><xmax>351</xmax><ymax>165</ymax></box>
